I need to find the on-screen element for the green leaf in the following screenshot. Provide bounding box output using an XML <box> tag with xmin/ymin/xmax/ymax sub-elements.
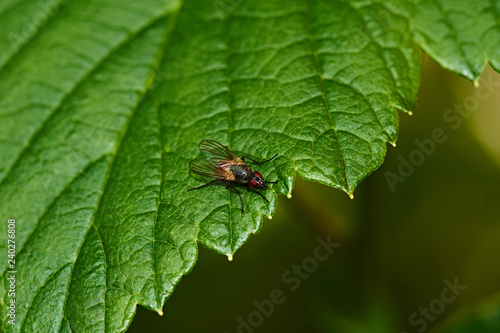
<box><xmin>0</xmin><ymin>0</ymin><xmax>499</xmax><ymax>332</ymax></box>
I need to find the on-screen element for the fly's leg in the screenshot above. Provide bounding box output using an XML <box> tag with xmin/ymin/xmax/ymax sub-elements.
<box><xmin>242</xmin><ymin>155</ymin><xmax>279</xmax><ymax>185</ymax></box>
<box><xmin>248</xmin><ymin>187</ymin><xmax>269</xmax><ymax>203</ymax></box>
<box><xmin>189</xmin><ymin>180</ymin><xmax>244</xmax><ymax>213</ymax></box>
<box><xmin>225</xmin><ymin>182</ymin><xmax>244</xmax><ymax>213</ymax></box>
<box><xmin>242</xmin><ymin>153</ymin><xmax>278</xmax><ymax>166</ymax></box>
<box><xmin>187</xmin><ymin>179</ymin><xmax>219</xmax><ymax>192</ymax></box>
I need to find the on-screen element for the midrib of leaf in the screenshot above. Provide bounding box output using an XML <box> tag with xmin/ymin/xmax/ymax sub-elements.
<box><xmin>54</xmin><ymin>94</ymin><xmax>152</xmax><ymax>332</ymax></box>
<box><xmin>146</xmin><ymin>8</ymin><xmax>184</xmax><ymax>311</ymax></box>
<box><xmin>83</xmin><ymin>163</ymin><xmax>117</xmax><ymax>333</ymax></box>
<box><xmin>61</xmin><ymin>13</ymin><xmax>182</xmax><ymax>330</ymax></box>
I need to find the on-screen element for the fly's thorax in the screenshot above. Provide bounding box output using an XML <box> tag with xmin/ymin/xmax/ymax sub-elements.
<box><xmin>230</xmin><ymin>164</ymin><xmax>252</xmax><ymax>183</ymax></box>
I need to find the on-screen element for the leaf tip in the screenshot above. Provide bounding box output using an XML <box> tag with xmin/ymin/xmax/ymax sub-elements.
<box><xmin>227</xmin><ymin>254</ymin><xmax>233</xmax><ymax>261</ymax></box>
<box><xmin>267</xmin><ymin>214</ymin><xmax>273</xmax><ymax>220</ymax></box>
<box><xmin>287</xmin><ymin>193</ymin><xmax>292</xmax><ymax>199</ymax></box>
<box><xmin>157</xmin><ymin>309</ymin><xmax>164</xmax><ymax>316</ymax></box>
<box><xmin>473</xmin><ymin>79</ymin><xmax>480</xmax><ymax>88</ymax></box>
<box><xmin>408</xmin><ymin>111</ymin><xmax>413</xmax><ymax>116</ymax></box>
<box><xmin>349</xmin><ymin>192</ymin><xmax>354</xmax><ymax>200</ymax></box>
<box><xmin>391</xmin><ymin>141</ymin><xmax>397</xmax><ymax>147</ymax></box>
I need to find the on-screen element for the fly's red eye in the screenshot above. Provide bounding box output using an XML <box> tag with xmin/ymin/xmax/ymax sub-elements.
<box><xmin>250</xmin><ymin>179</ymin><xmax>258</xmax><ymax>188</ymax></box>
<box><xmin>254</xmin><ymin>172</ymin><xmax>262</xmax><ymax>179</ymax></box>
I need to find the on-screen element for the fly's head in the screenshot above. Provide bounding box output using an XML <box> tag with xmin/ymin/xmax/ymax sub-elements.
<box><xmin>250</xmin><ymin>172</ymin><xmax>267</xmax><ymax>189</ymax></box>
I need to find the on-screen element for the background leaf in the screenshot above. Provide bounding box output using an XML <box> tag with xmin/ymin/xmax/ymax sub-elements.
<box><xmin>398</xmin><ymin>0</ymin><xmax>500</xmax><ymax>81</ymax></box>
<box><xmin>432</xmin><ymin>292</ymin><xmax>500</xmax><ymax>333</ymax></box>
<box><xmin>0</xmin><ymin>0</ymin><xmax>499</xmax><ymax>332</ymax></box>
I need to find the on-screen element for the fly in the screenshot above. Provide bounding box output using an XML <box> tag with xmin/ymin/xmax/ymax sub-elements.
<box><xmin>188</xmin><ymin>140</ymin><xmax>278</xmax><ymax>213</ymax></box>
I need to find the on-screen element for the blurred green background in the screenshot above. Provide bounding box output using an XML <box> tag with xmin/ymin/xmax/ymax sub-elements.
<box><xmin>129</xmin><ymin>55</ymin><xmax>500</xmax><ymax>333</ymax></box>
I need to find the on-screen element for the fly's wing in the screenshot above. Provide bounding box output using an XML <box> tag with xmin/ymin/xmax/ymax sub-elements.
<box><xmin>189</xmin><ymin>158</ymin><xmax>225</xmax><ymax>179</ymax></box>
<box><xmin>199</xmin><ymin>140</ymin><xmax>241</xmax><ymax>164</ymax></box>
